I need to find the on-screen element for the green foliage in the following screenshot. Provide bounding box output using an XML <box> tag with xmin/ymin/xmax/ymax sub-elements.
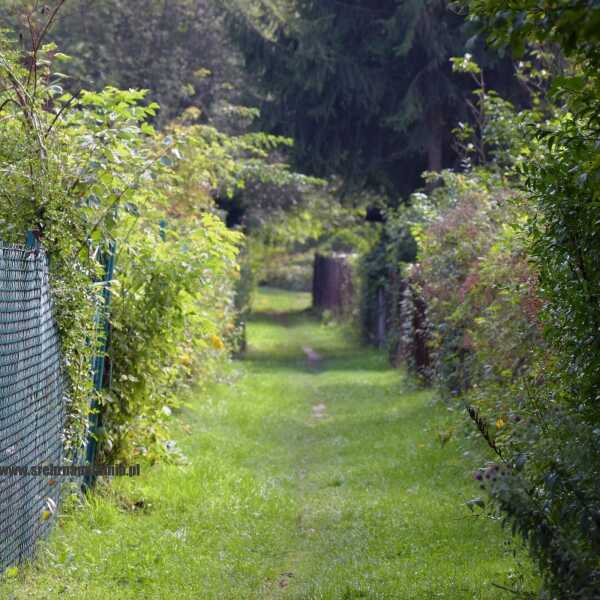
<box><xmin>395</xmin><ymin>168</ymin><xmax>557</xmax><ymax>597</ymax></box>
<box><xmin>259</xmin><ymin>252</ymin><xmax>314</xmax><ymax>292</ymax></box>
<box><xmin>451</xmin><ymin>50</ymin><xmax>551</xmax><ymax>174</ymax></box>
<box><xmin>408</xmin><ymin>170</ymin><xmax>541</xmax><ymax>395</ymax></box>
<box><xmin>248</xmin><ymin>185</ymin><xmax>380</xmax><ymax>301</ymax></box>
<box><xmin>225</xmin><ymin>0</ymin><xmax>520</xmax><ymax>195</ymax></box>
<box><xmin>0</xmin><ymin>37</ymin><xmax>153</xmax><ymax>455</ymax></box>
<box><xmin>359</xmin><ymin>207</ymin><xmax>417</xmax><ymax>351</ymax></box>
<box><xmin>0</xmin><ymin>15</ymin><xmax>315</xmax><ymax>466</ymax></box>
<box><xmin>448</xmin><ymin>4</ymin><xmax>600</xmax><ymax>596</ymax></box>
<box><xmin>381</xmin><ymin>24</ymin><xmax>600</xmax><ymax>593</ymax></box>
<box><xmin>466</xmin><ymin>0</ymin><xmax>600</xmax><ymax>58</ymax></box>
<box><xmin>106</xmin><ymin>214</ymin><xmax>241</xmax><ymax>463</ymax></box>
<box><xmin>0</xmin><ymin>288</ymin><xmax>538</xmax><ymax>598</ymax></box>
<box><xmin>0</xmin><ymin>0</ymin><xmax>245</xmax><ymax>125</ymax></box>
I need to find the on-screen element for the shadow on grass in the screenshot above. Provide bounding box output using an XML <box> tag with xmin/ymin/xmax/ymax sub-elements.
<box><xmin>244</xmin><ymin>299</ymin><xmax>400</xmax><ymax>380</ymax></box>
<box><xmin>248</xmin><ymin>308</ymin><xmax>315</xmax><ymax>327</ymax></box>
<box><xmin>244</xmin><ymin>346</ymin><xmax>393</xmax><ymax>375</ymax></box>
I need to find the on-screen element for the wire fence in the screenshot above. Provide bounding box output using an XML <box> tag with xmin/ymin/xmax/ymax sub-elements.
<box><xmin>0</xmin><ymin>242</ymin><xmax>66</xmax><ymax>572</ymax></box>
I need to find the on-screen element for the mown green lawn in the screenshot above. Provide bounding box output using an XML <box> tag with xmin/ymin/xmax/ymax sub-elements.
<box><xmin>1</xmin><ymin>287</ymin><xmax>535</xmax><ymax>599</ymax></box>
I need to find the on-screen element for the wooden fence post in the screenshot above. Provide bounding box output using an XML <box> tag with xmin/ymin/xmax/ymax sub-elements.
<box><xmin>312</xmin><ymin>253</ymin><xmax>353</xmax><ymax>316</ymax></box>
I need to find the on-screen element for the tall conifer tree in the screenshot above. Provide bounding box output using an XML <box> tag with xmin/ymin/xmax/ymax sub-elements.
<box><xmin>226</xmin><ymin>0</ymin><xmax>518</xmax><ymax>196</ymax></box>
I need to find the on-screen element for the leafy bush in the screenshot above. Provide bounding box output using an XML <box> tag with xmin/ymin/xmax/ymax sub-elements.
<box><xmin>0</xmin><ymin>37</ymin><xmax>160</xmax><ymax>456</ymax></box>
<box><xmin>249</xmin><ymin>187</ymin><xmax>380</xmax><ymax>307</ymax></box>
<box><xmin>0</xmin><ymin>17</ymin><xmax>312</xmax><ymax>466</ymax></box>
<box><xmin>449</xmin><ymin>4</ymin><xmax>600</xmax><ymax>595</ymax></box>
<box><xmin>411</xmin><ymin>172</ymin><xmax>541</xmax><ymax>394</ymax></box>
<box><xmin>105</xmin><ymin>214</ymin><xmax>241</xmax><ymax>462</ymax></box>
<box><xmin>386</xmin><ymin>31</ymin><xmax>600</xmax><ymax>596</ymax></box>
<box><xmin>259</xmin><ymin>252</ymin><xmax>314</xmax><ymax>292</ymax></box>
<box><xmin>359</xmin><ymin>208</ymin><xmax>417</xmax><ymax>351</ymax></box>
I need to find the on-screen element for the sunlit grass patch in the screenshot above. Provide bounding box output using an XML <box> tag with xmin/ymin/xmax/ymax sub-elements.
<box><xmin>1</xmin><ymin>287</ymin><xmax>537</xmax><ymax>599</ymax></box>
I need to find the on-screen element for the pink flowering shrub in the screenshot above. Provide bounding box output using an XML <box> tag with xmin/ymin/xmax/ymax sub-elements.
<box><xmin>406</xmin><ymin>170</ymin><xmax>547</xmax><ymax>447</ymax></box>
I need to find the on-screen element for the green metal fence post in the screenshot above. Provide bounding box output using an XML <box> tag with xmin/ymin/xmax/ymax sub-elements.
<box><xmin>83</xmin><ymin>241</ymin><xmax>117</xmax><ymax>490</ymax></box>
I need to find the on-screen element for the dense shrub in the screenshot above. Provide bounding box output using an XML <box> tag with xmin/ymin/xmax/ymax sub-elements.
<box><xmin>384</xmin><ymin>29</ymin><xmax>600</xmax><ymax>596</ymax></box>
<box><xmin>452</xmin><ymin>4</ymin><xmax>600</xmax><ymax>596</ymax></box>
<box><xmin>0</xmin><ymin>38</ymin><xmax>156</xmax><ymax>455</ymax></box>
<box><xmin>104</xmin><ymin>214</ymin><xmax>241</xmax><ymax>462</ymax></box>
<box><xmin>409</xmin><ymin>172</ymin><xmax>542</xmax><ymax>397</ymax></box>
<box><xmin>390</xmin><ymin>168</ymin><xmax>574</xmax><ymax>595</ymax></box>
<box><xmin>359</xmin><ymin>209</ymin><xmax>417</xmax><ymax>350</ymax></box>
<box><xmin>0</xmin><ymin>20</ymin><xmax>312</xmax><ymax>465</ymax></box>
<box><xmin>259</xmin><ymin>252</ymin><xmax>314</xmax><ymax>292</ymax></box>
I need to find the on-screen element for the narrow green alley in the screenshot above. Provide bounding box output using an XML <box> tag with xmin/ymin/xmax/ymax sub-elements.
<box><xmin>2</xmin><ymin>289</ymin><xmax>532</xmax><ymax>599</ymax></box>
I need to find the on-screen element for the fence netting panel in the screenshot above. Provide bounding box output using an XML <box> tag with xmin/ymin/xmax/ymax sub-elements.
<box><xmin>0</xmin><ymin>244</ymin><xmax>65</xmax><ymax>571</ymax></box>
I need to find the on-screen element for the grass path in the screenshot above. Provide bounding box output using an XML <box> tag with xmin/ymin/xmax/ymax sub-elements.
<box><xmin>2</xmin><ymin>288</ymin><xmax>533</xmax><ymax>599</ymax></box>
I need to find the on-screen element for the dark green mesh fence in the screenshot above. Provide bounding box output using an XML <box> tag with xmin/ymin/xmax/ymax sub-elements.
<box><xmin>0</xmin><ymin>243</ymin><xmax>65</xmax><ymax>571</ymax></box>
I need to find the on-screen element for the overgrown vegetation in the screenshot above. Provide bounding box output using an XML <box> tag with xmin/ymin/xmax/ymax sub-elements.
<box><xmin>359</xmin><ymin>14</ymin><xmax>600</xmax><ymax>596</ymax></box>
<box><xmin>4</xmin><ymin>1</ymin><xmax>600</xmax><ymax>597</ymax></box>
<box><xmin>0</xmin><ymin>288</ymin><xmax>537</xmax><ymax>599</ymax></box>
<box><xmin>0</xmin><ymin>5</ymin><xmax>314</xmax><ymax>465</ymax></box>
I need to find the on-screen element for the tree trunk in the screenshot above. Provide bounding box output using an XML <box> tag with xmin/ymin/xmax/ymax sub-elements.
<box><xmin>412</xmin><ymin>293</ymin><xmax>430</xmax><ymax>377</ymax></box>
<box><xmin>312</xmin><ymin>253</ymin><xmax>353</xmax><ymax>316</ymax></box>
<box><xmin>376</xmin><ymin>286</ymin><xmax>386</xmax><ymax>348</ymax></box>
<box><xmin>427</xmin><ymin>131</ymin><xmax>443</xmax><ymax>173</ymax></box>
<box><xmin>425</xmin><ymin>108</ymin><xmax>444</xmax><ymax>193</ymax></box>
